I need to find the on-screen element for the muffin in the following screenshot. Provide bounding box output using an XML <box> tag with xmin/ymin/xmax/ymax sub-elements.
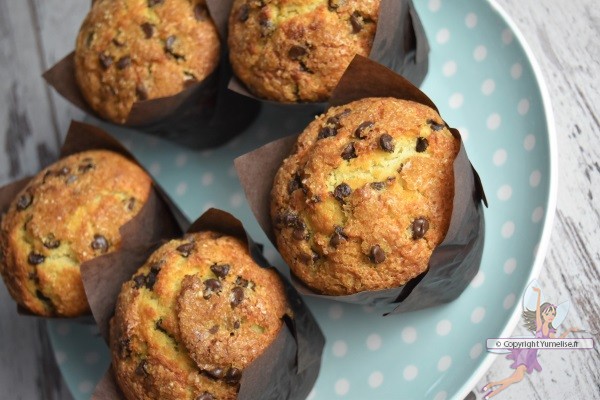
<box><xmin>228</xmin><ymin>0</ymin><xmax>380</xmax><ymax>102</ymax></box>
<box><xmin>75</xmin><ymin>0</ymin><xmax>220</xmax><ymax>123</ymax></box>
<box><xmin>270</xmin><ymin>97</ymin><xmax>460</xmax><ymax>295</ymax></box>
<box><xmin>0</xmin><ymin>150</ymin><xmax>152</xmax><ymax>317</ymax></box>
<box><xmin>110</xmin><ymin>231</ymin><xmax>288</xmax><ymax>400</ymax></box>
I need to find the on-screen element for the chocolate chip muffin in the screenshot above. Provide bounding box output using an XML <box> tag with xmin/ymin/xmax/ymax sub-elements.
<box><xmin>75</xmin><ymin>0</ymin><xmax>220</xmax><ymax>123</ymax></box>
<box><xmin>0</xmin><ymin>150</ymin><xmax>152</xmax><ymax>317</ymax></box>
<box><xmin>228</xmin><ymin>0</ymin><xmax>380</xmax><ymax>102</ymax></box>
<box><xmin>110</xmin><ymin>231</ymin><xmax>288</xmax><ymax>400</ymax></box>
<box><xmin>271</xmin><ymin>97</ymin><xmax>460</xmax><ymax>295</ymax></box>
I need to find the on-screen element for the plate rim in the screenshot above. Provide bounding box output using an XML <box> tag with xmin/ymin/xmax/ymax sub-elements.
<box><xmin>454</xmin><ymin>0</ymin><xmax>559</xmax><ymax>398</ymax></box>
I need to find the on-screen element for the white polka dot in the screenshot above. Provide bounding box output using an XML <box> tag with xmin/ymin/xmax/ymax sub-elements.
<box><xmin>497</xmin><ymin>184</ymin><xmax>512</xmax><ymax>201</ymax></box>
<box><xmin>487</xmin><ymin>113</ymin><xmax>502</xmax><ymax>130</ymax></box>
<box><xmin>307</xmin><ymin>389</ymin><xmax>317</xmax><ymax>400</ymax></box>
<box><xmin>428</xmin><ymin>0</ymin><xmax>441</xmax><ymax>12</ymax></box>
<box><xmin>202</xmin><ymin>202</ymin><xmax>215</xmax><ymax>212</ymax></box>
<box><xmin>332</xmin><ymin>340</ymin><xmax>348</xmax><ymax>357</ymax></box>
<box><xmin>229</xmin><ymin>192</ymin><xmax>244</xmax><ymax>208</ymax></box>
<box><xmin>436</xmin><ymin>319</ymin><xmax>452</xmax><ymax>336</ymax></box>
<box><xmin>403</xmin><ymin>365</ymin><xmax>419</xmax><ymax>381</ymax></box>
<box><xmin>84</xmin><ymin>352</ymin><xmax>100</xmax><ymax>365</ymax></box>
<box><xmin>436</xmin><ymin>28</ymin><xmax>450</xmax><ymax>44</ymax></box>
<box><xmin>481</xmin><ymin>79</ymin><xmax>496</xmax><ymax>95</ymax></box>
<box><xmin>501</xmin><ymin>221</ymin><xmax>515</xmax><ymax>238</ymax></box>
<box><xmin>504</xmin><ymin>293</ymin><xmax>516</xmax><ymax>310</ymax></box>
<box><xmin>335</xmin><ymin>379</ymin><xmax>350</xmax><ymax>396</ymax></box>
<box><xmin>368</xmin><ymin>371</ymin><xmax>384</xmax><ymax>388</ymax></box>
<box><xmin>201</xmin><ymin>172</ymin><xmax>214</xmax><ymax>186</ymax></box>
<box><xmin>366</xmin><ymin>333</ymin><xmax>382</xmax><ymax>351</ymax></box>
<box><xmin>176</xmin><ymin>182</ymin><xmax>187</xmax><ymax>196</ymax></box>
<box><xmin>457</xmin><ymin>127</ymin><xmax>469</xmax><ymax>141</ymax></box>
<box><xmin>401</xmin><ymin>326</ymin><xmax>417</xmax><ymax>344</ymax></box>
<box><xmin>504</xmin><ymin>258</ymin><xmax>517</xmax><ymax>274</ymax></box>
<box><xmin>149</xmin><ymin>162</ymin><xmax>161</xmax><ymax>176</ymax></box>
<box><xmin>449</xmin><ymin>93</ymin><xmax>464</xmax><ymax>109</ymax></box>
<box><xmin>437</xmin><ymin>355</ymin><xmax>452</xmax><ymax>372</ymax></box>
<box><xmin>78</xmin><ymin>380</ymin><xmax>94</xmax><ymax>394</ymax></box>
<box><xmin>329</xmin><ymin>304</ymin><xmax>344</xmax><ymax>320</ymax></box>
<box><xmin>471</xmin><ymin>307</ymin><xmax>486</xmax><ymax>324</ymax></box>
<box><xmin>435</xmin><ymin>391</ymin><xmax>448</xmax><ymax>400</ymax></box>
<box><xmin>55</xmin><ymin>350</ymin><xmax>67</xmax><ymax>365</ymax></box>
<box><xmin>473</xmin><ymin>45</ymin><xmax>487</xmax><ymax>61</ymax></box>
<box><xmin>175</xmin><ymin>153</ymin><xmax>187</xmax><ymax>167</ymax></box>
<box><xmin>532</xmin><ymin>206</ymin><xmax>544</xmax><ymax>223</ymax></box>
<box><xmin>502</xmin><ymin>28</ymin><xmax>514</xmax><ymax>44</ymax></box>
<box><xmin>518</xmin><ymin>99</ymin><xmax>530</xmax><ymax>115</ymax></box>
<box><xmin>524</xmin><ymin>134</ymin><xmax>536</xmax><ymax>151</ymax></box>
<box><xmin>511</xmin><ymin>63</ymin><xmax>523</xmax><ymax>79</ymax></box>
<box><xmin>442</xmin><ymin>60</ymin><xmax>457</xmax><ymax>77</ymax></box>
<box><xmin>529</xmin><ymin>170</ymin><xmax>541</xmax><ymax>187</ymax></box>
<box><xmin>465</xmin><ymin>13</ymin><xmax>477</xmax><ymax>28</ymax></box>
<box><xmin>56</xmin><ymin>323</ymin><xmax>71</xmax><ymax>336</ymax></box>
<box><xmin>470</xmin><ymin>270</ymin><xmax>485</xmax><ymax>288</ymax></box>
<box><xmin>470</xmin><ymin>343</ymin><xmax>483</xmax><ymax>359</ymax></box>
<box><xmin>493</xmin><ymin>149</ymin><xmax>507</xmax><ymax>166</ymax></box>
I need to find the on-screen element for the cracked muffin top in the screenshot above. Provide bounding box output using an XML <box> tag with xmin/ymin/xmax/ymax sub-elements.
<box><xmin>74</xmin><ymin>0</ymin><xmax>220</xmax><ymax>123</ymax></box>
<box><xmin>0</xmin><ymin>150</ymin><xmax>152</xmax><ymax>316</ymax></box>
<box><xmin>270</xmin><ymin>97</ymin><xmax>460</xmax><ymax>295</ymax></box>
<box><xmin>109</xmin><ymin>231</ymin><xmax>288</xmax><ymax>400</ymax></box>
<box><xmin>228</xmin><ymin>0</ymin><xmax>380</xmax><ymax>102</ymax></box>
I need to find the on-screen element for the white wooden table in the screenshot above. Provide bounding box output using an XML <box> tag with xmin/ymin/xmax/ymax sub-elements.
<box><xmin>0</xmin><ymin>0</ymin><xmax>598</xmax><ymax>399</ymax></box>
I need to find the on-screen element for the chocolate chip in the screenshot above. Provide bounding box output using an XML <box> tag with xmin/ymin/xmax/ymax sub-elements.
<box><xmin>206</xmin><ymin>367</ymin><xmax>225</xmax><ymax>380</ymax></box>
<box><xmin>230</xmin><ymin>286</ymin><xmax>244</xmax><ymax>308</ymax></box>
<box><xmin>233</xmin><ymin>320</ymin><xmax>241</xmax><ymax>329</ymax></box>
<box><xmin>288</xmin><ymin>45</ymin><xmax>307</xmax><ymax>60</ymax></box>
<box><xmin>369</xmin><ymin>245</ymin><xmax>386</xmax><ymax>264</ymax></box>
<box><xmin>329</xmin><ymin>226</ymin><xmax>347</xmax><ymax>248</ymax></box>
<box><xmin>16</xmin><ymin>193</ymin><xmax>32</xmax><ymax>211</ymax></box>
<box><xmin>91</xmin><ymin>234</ymin><xmax>109</xmax><ymax>253</ymax></box>
<box><xmin>333</xmin><ymin>183</ymin><xmax>351</xmax><ymax>201</ymax></box>
<box><xmin>78</xmin><ymin>161</ymin><xmax>95</xmax><ymax>173</ymax></box>
<box><xmin>35</xmin><ymin>289</ymin><xmax>53</xmax><ymax>305</ymax></box>
<box><xmin>292</xmin><ymin>222</ymin><xmax>307</xmax><ymax>240</ymax></box>
<box><xmin>203</xmin><ymin>278</ymin><xmax>222</xmax><ymax>299</ymax></box>
<box><xmin>133</xmin><ymin>274</ymin><xmax>146</xmax><ymax>289</ymax></box>
<box><xmin>416</xmin><ymin>137</ymin><xmax>429</xmax><ymax>152</ymax></box>
<box><xmin>210</xmin><ymin>264</ymin><xmax>230</xmax><ymax>279</ymax></box>
<box><xmin>147</xmin><ymin>0</ymin><xmax>163</xmax><ymax>7</ymax></box>
<box><xmin>208</xmin><ymin>325</ymin><xmax>219</xmax><ymax>334</ymax></box>
<box><xmin>112</xmin><ymin>37</ymin><xmax>125</xmax><ymax>47</ymax></box>
<box><xmin>57</xmin><ymin>166</ymin><xmax>70</xmax><ymax>176</ymax></box>
<box><xmin>165</xmin><ymin>35</ymin><xmax>176</xmax><ymax>52</ymax></box>
<box><xmin>176</xmin><ymin>242</ymin><xmax>195</xmax><ymax>257</ymax></box>
<box><xmin>28</xmin><ymin>252</ymin><xmax>45</xmax><ymax>265</ymax></box>
<box><xmin>411</xmin><ymin>217</ymin><xmax>429</xmax><ymax>239</ymax></box>
<box><xmin>427</xmin><ymin>119</ymin><xmax>445</xmax><ymax>131</ymax></box>
<box><xmin>328</xmin><ymin>0</ymin><xmax>344</xmax><ymax>10</ymax></box>
<box><xmin>350</xmin><ymin>11</ymin><xmax>364</xmax><ymax>33</ymax></box>
<box><xmin>298</xmin><ymin>252</ymin><xmax>312</xmax><ymax>264</ymax></box>
<box><xmin>141</xmin><ymin>23</ymin><xmax>154</xmax><ymax>39</ymax></box>
<box><xmin>225</xmin><ymin>368</ymin><xmax>242</xmax><ymax>385</ymax></box>
<box><xmin>318</xmin><ymin>125</ymin><xmax>337</xmax><ymax>139</ymax></box>
<box><xmin>145</xmin><ymin>264</ymin><xmax>161</xmax><ymax>290</ymax></box>
<box><xmin>135</xmin><ymin>84</ymin><xmax>148</xmax><ymax>100</ymax></box>
<box><xmin>259</xmin><ymin>15</ymin><xmax>275</xmax><ymax>37</ymax></box>
<box><xmin>43</xmin><ymin>234</ymin><xmax>60</xmax><ymax>249</ymax></box>
<box><xmin>341</xmin><ymin>142</ymin><xmax>357</xmax><ymax>160</ymax></box>
<box><xmin>238</xmin><ymin>4</ymin><xmax>250</xmax><ymax>22</ymax></box>
<box><xmin>127</xmin><ymin>197</ymin><xmax>136</xmax><ymax>211</ymax></box>
<box><xmin>354</xmin><ymin>121</ymin><xmax>374</xmax><ymax>139</ymax></box>
<box><xmin>65</xmin><ymin>175</ymin><xmax>78</xmax><ymax>185</ymax></box>
<box><xmin>118</xmin><ymin>338</ymin><xmax>131</xmax><ymax>358</ymax></box>
<box><xmin>196</xmin><ymin>392</ymin><xmax>215</xmax><ymax>400</ymax></box>
<box><xmin>155</xmin><ymin>318</ymin><xmax>169</xmax><ymax>334</ymax></box>
<box><xmin>370</xmin><ymin>182</ymin><xmax>385</xmax><ymax>190</ymax></box>
<box><xmin>135</xmin><ymin>360</ymin><xmax>149</xmax><ymax>377</ymax></box>
<box><xmin>117</xmin><ymin>56</ymin><xmax>131</xmax><ymax>70</ymax></box>
<box><xmin>379</xmin><ymin>133</ymin><xmax>395</xmax><ymax>152</ymax></box>
<box><xmin>235</xmin><ymin>276</ymin><xmax>249</xmax><ymax>288</ymax></box>
<box><xmin>288</xmin><ymin>173</ymin><xmax>303</xmax><ymax>194</ymax></box>
<box><xmin>99</xmin><ymin>53</ymin><xmax>113</xmax><ymax>69</ymax></box>
<box><xmin>194</xmin><ymin>4</ymin><xmax>208</xmax><ymax>21</ymax></box>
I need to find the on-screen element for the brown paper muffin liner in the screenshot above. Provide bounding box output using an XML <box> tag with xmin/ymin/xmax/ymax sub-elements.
<box><xmin>213</xmin><ymin>0</ymin><xmax>429</xmax><ymax>111</ymax></box>
<box><xmin>0</xmin><ymin>121</ymin><xmax>184</xmax><ymax>321</ymax></box>
<box><xmin>83</xmin><ymin>208</ymin><xmax>325</xmax><ymax>400</ymax></box>
<box><xmin>234</xmin><ymin>55</ymin><xmax>487</xmax><ymax>314</ymax></box>
<box><xmin>43</xmin><ymin>3</ymin><xmax>260</xmax><ymax>149</ymax></box>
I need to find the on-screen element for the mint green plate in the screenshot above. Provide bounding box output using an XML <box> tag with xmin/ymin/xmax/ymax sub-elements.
<box><xmin>47</xmin><ymin>0</ymin><xmax>556</xmax><ymax>399</ymax></box>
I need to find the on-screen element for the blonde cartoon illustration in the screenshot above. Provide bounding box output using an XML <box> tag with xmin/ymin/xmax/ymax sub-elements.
<box><xmin>482</xmin><ymin>280</ymin><xmax>579</xmax><ymax>399</ymax></box>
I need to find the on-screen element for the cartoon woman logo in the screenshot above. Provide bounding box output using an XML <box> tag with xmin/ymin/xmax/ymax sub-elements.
<box><xmin>481</xmin><ymin>280</ymin><xmax>580</xmax><ymax>399</ymax></box>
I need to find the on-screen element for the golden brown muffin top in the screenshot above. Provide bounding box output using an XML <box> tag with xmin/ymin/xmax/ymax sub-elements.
<box><xmin>228</xmin><ymin>0</ymin><xmax>380</xmax><ymax>102</ymax></box>
<box><xmin>0</xmin><ymin>150</ymin><xmax>152</xmax><ymax>316</ymax></box>
<box><xmin>271</xmin><ymin>97</ymin><xmax>460</xmax><ymax>295</ymax></box>
<box><xmin>75</xmin><ymin>0</ymin><xmax>220</xmax><ymax>123</ymax></box>
<box><xmin>110</xmin><ymin>231</ymin><xmax>288</xmax><ymax>400</ymax></box>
